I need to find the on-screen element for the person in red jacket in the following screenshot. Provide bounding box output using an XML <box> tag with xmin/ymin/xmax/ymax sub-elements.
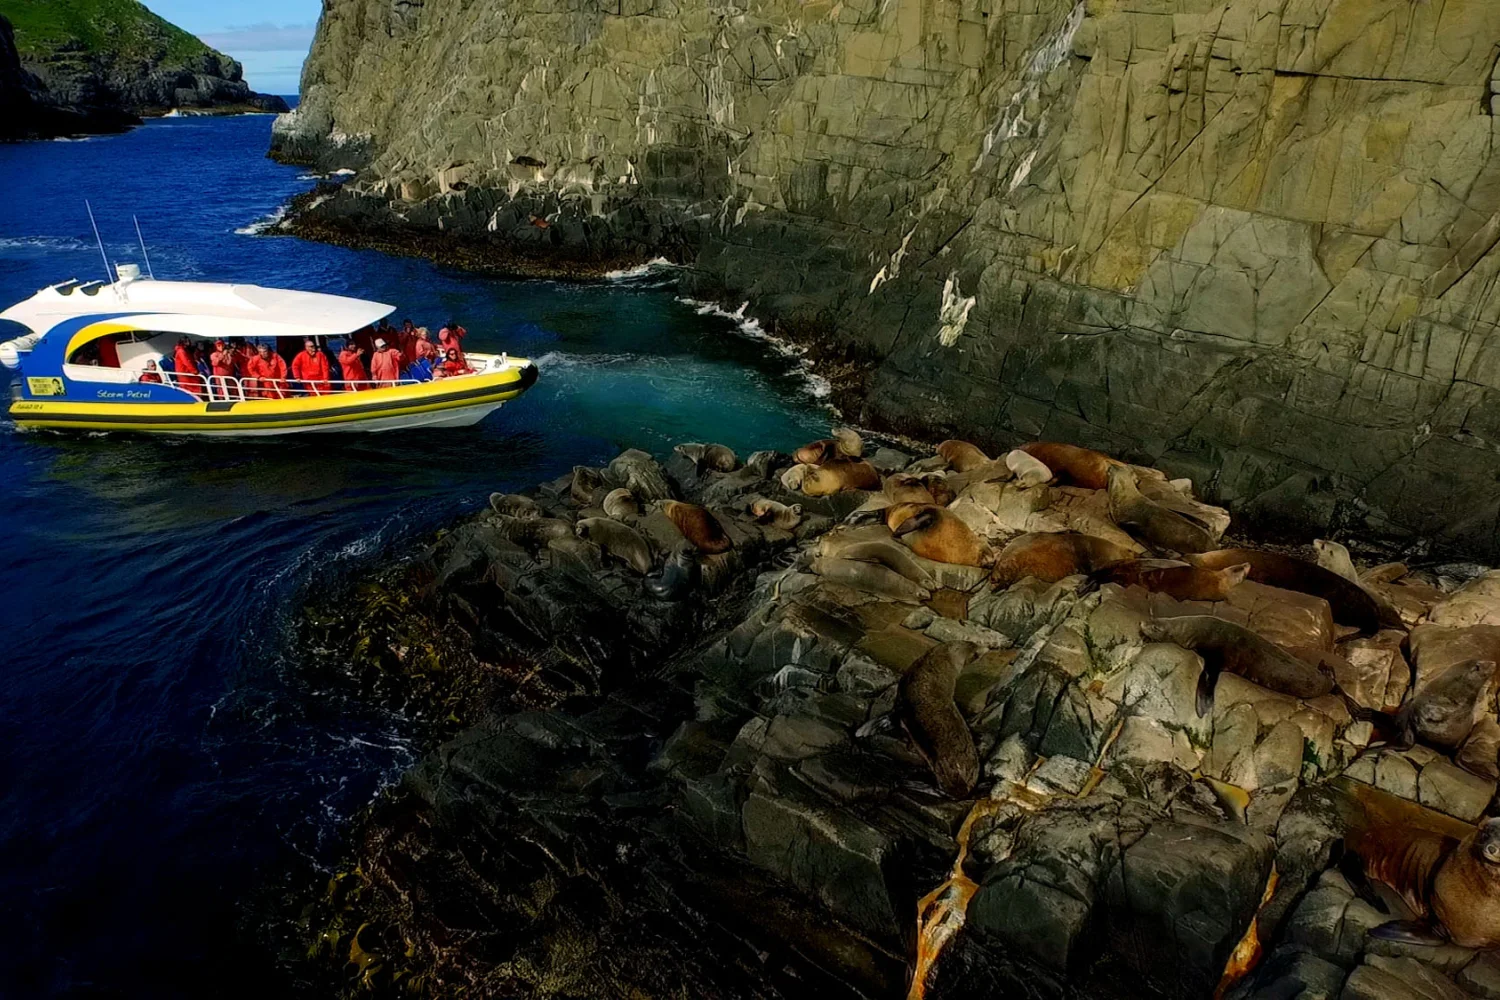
<box><xmin>246</xmin><ymin>343</ymin><xmax>289</xmax><ymax>398</ymax></box>
<box><xmin>433</xmin><ymin>347</ymin><xmax>473</xmax><ymax>379</ymax></box>
<box><xmin>208</xmin><ymin>339</ymin><xmax>235</xmax><ymax>399</ymax></box>
<box><xmin>338</xmin><ymin>340</ymin><xmax>369</xmax><ymax>390</ymax></box>
<box><xmin>138</xmin><ymin>359</ymin><xmax>163</xmax><ymax>384</ymax></box>
<box><xmin>369</xmin><ymin>338</ymin><xmax>403</xmax><ymax>387</ymax></box>
<box><xmin>291</xmin><ymin>339</ymin><xmax>333</xmax><ymax>394</ymax></box>
<box><xmin>438</xmin><ymin>320</ymin><xmax>466</xmax><ymax>363</ymax></box>
<box><xmin>172</xmin><ymin>338</ymin><xmax>204</xmax><ymax>397</ymax></box>
<box><xmin>413</xmin><ymin>329</ymin><xmax>439</xmax><ymax>364</ymax></box>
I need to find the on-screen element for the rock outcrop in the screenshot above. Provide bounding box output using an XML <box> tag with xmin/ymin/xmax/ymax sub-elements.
<box><xmin>276</xmin><ymin>0</ymin><xmax>1500</xmax><ymax>559</ymax></box>
<box><xmin>0</xmin><ymin>2</ymin><xmax>287</xmax><ymax>140</ymax></box>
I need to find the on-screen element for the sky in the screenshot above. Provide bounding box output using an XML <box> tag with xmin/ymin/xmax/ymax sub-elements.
<box><xmin>145</xmin><ymin>0</ymin><xmax>322</xmax><ymax>97</ymax></box>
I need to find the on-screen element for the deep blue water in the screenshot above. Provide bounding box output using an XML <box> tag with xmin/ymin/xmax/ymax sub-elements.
<box><xmin>0</xmin><ymin>114</ymin><xmax>830</xmax><ymax>997</ymax></box>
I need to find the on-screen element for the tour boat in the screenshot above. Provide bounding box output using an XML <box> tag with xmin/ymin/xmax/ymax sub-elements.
<box><xmin>0</xmin><ymin>268</ymin><xmax>537</xmax><ymax>435</ymax></box>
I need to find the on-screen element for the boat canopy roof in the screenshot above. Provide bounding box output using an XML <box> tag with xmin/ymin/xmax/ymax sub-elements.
<box><xmin>0</xmin><ymin>278</ymin><xmax>394</xmax><ymax>342</ymax></box>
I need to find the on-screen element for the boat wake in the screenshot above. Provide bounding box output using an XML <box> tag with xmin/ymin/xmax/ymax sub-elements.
<box><xmin>676</xmin><ymin>297</ymin><xmax>833</xmax><ymax>401</ymax></box>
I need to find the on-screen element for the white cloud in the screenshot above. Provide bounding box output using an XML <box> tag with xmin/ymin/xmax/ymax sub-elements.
<box><xmin>198</xmin><ymin>22</ymin><xmax>317</xmax><ymax>53</ymax></box>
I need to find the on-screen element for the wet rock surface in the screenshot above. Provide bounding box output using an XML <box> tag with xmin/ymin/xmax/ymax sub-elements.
<box><xmin>296</xmin><ymin>434</ymin><xmax>1500</xmax><ymax>999</ymax></box>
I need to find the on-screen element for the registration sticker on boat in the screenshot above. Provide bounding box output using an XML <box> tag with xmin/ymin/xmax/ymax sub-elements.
<box><xmin>26</xmin><ymin>377</ymin><xmax>65</xmax><ymax>397</ymax></box>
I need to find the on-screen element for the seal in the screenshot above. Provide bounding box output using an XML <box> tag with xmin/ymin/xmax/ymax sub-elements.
<box><xmin>817</xmin><ymin>534</ymin><xmax>939</xmax><ymax>590</ymax></box>
<box><xmin>800</xmin><ymin>459</ymin><xmax>881</xmax><ymax>496</ymax></box>
<box><xmin>675</xmin><ymin>442</ymin><xmax>738</xmax><ymax>473</ymax></box>
<box><xmin>891</xmin><ymin>504</ymin><xmax>992</xmax><ymax>567</ymax></box>
<box><xmin>793</xmin><ymin>428</ymin><xmax>863</xmax><ymax>466</ymax></box>
<box><xmin>575</xmin><ymin>517</ymin><xmax>654</xmax><ymax>575</ymax></box>
<box><xmin>1313</xmin><ymin>538</ymin><xmax>1360</xmax><ymax>583</ymax></box>
<box><xmin>644</xmin><ymin>545</ymin><xmax>698</xmax><ymax>601</ymax></box>
<box><xmin>494</xmin><ymin>515</ymin><xmax>574</xmax><ymax>548</ymax></box>
<box><xmin>811</xmin><ymin>555</ymin><xmax>931</xmax><ymax>603</ymax></box>
<box><xmin>1185</xmin><ymin>548</ymin><xmax>1385</xmax><ymax>634</ymax></box>
<box><xmin>989</xmin><ymin>531</ymin><xmax>1139</xmax><ymax>587</ymax></box>
<box><xmin>749</xmin><ymin>497</ymin><xmax>804</xmax><ymax>530</ymax></box>
<box><xmin>662</xmin><ymin>500</ymin><xmax>732</xmax><ymax>554</ymax></box>
<box><xmin>1092</xmin><ymin>559</ymin><xmax>1249</xmax><ymax>601</ymax></box>
<box><xmin>1404</xmin><ymin>658</ymin><xmax>1498</xmax><ymax>751</ymax></box>
<box><xmin>936</xmin><ymin>440</ymin><xmax>991</xmax><ymax>473</ymax></box>
<box><xmin>1005</xmin><ymin>449</ymin><xmax>1052</xmax><ymax>488</ymax></box>
<box><xmin>780</xmin><ymin>463</ymin><xmax>813</xmax><ymax>491</ymax></box>
<box><xmin>602</xmin><ymin>488</ymin><xmax>640</xmax><ymax>520</ymax></box>
<box><xmin>898</xmin><ymin>641</ymin><xmax>982</xmax><ymax>797</ymax></box>
<box><xmin>1018</xmin><ymin>442</ymin><xmax>1125</xmax><ymax>490</ymax></box>
<box><xmin>489</xmin><ymin>492</ymin><xmax>542</xmax><ymax>519</ymax></box>
<box><xmin>570</xmin><ymin>466</ymin><xmax>606</xmax><ymax>507</ymax></box>
<box><xmin>922</xmin><ymin>474</ymin><xmax>957</xmax><ymax>507</ymax></box>
<box><xmin>1140</xmin><ymin>614</ymin><xmax>1336</xmax><ymax>714</ymax></box>
<box><xmin>1107</xmin><ymin>465</ymin><xmax>1216</xmax><ymax>553</ymax></box>
<box><xmin>884</xmin><ymin>473</ymin><xmax>936</xmax><ymax>506</ymax></box>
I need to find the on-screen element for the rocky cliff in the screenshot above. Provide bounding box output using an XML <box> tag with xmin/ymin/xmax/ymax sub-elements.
<box><xmin>274</xmin><ymin>0</ymin><xmax>1500</xmax><ymax>558</ymax></box>
<box><xmin>0</xmin><ymin>1</ymin><xmax>287</xmax><ymax>139</ymax></box>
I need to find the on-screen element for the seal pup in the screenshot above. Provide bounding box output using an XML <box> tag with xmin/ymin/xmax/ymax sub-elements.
<box><xmin>936</xmin><ymin>440</ymin><xmax>991</xmax><ymax>473</ymax></box>
<box><xmin>1313</xmin><ymin>539</ymin><xmax>1360</xmax><ymax>583</ymax></box>
<box><xmin>780</xmin><ymin>463</ymin><xmax>813</xmax><ymax>491</ymax></box>
<box><xmin>891</xmin><ymin>505</ymin><xmax>992</xmax><ymax>567</ymax></box>
<box><xmin>644</xmin><ymin>545</ymin><xmax>698</xmax><ymax>601</ymax></box>
<box><xmin>662</xmin><ymin>500</ymin><xmax>732</xmax><ymax>554</ymax></box>
<box><xmin>602</xmin><ymin>488</ymin><xmax>640</xmax><ymax>520</ymax></box>
<box><xmin>489</xmin><ymin>492</ymin><xmax>542</xmax><ymax>519</ymax></box>
<box><xmin>817</xmin><ymin>534</ymin><xmax>939</xmax><ymax>590</ymax></box>
<box><xmin>1005</xmin><ymin>449</ymin><xmax>1052</xmax><ymax>488</ymax></box>
<box><xmin>1091</xmin><ymin>560</ymin><xmax>1249</xmax><ymax>601</ymax></box>
<box><xmin>674</xmin><ymin>442</ymin><xmax>738</xmax><ymax>473</ymax></box>
<box><xmin>749</xmin><ymin>498</ymin><xmax>803</xmax><ymax>530</ymax></box>
<box><xmin>575</xmin><ymin>517</ymin><xmax>654</xmax><ymax>575</ymax></box>
<box><xmin>884</xmin><ymin>473</ymin><xmax>936</xmax><ymax>506</ymax></box>
<box><xmin>922</xmin><ymin>474</ymin><xmax>957</xmax><ymax>507</ymax></box>
<box><xmin>1018</xmin><ymin>442</ymin><xmax>1125</xmax><ymax>491</ymax></box>
<box><xmin>793</xmin><ymin>428</ymin><xmax>863</xmax><ymax>466</ymax></box>
<box><xmin>897</xmin><ymin>642</ymin><xmax>982</xmax><ymax>797</ymax></box>
<box><xmin>570</xmin><ymin>466</ymin><xmax>606</xmax><ymax>507</ymax></box>
<box><xmin>800</xmin><ymin>459</ymin><xmax>881</xmax><ymax>496</ymax></box>
<box><xmin>1141</xmin><ymin>614</ymin><xmax>1336</xmax><ymax>714</ymax></box>
<box><xmin>811</xmin><ymin>555</ymin><xmax>931</xmax><ymax>603</ymax></box>
<box><xmin>1107</xmin><ymin>465</ymin><xmax>1216</xmax><ymax>553</ymax></box>
<box><xmin>990</xmin><ymin>531</ymin><xmax>1139</xmax><ymax>587</ymax></box>
<box><xmin>1186</xmin><ymin>548</ymin><xmax>1384</xmax><ymax>635</ymax></box>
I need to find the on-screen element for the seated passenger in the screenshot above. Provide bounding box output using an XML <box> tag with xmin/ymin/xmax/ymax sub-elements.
<box><xmin>338</xmin><ymin>340</ymin><xmax>369</xmax><ymax>390</ymax></box>
<box><xmin>291</xmin><ymin>339</ymin><xmax>333</xmax><ymax>394</ymax></box>
<box><xmin>369</xmin><ymin>338</ymin><xmax>403</xmax><ymax>387</ymax></box>
<box><xmin>434</xmin><ymin>348</ymin><xmax>473</xmax><ymax>379</ymax></box>
<box><xmin>438</xmin><ymin>319</ymin><xmax>466</xmax><ymax>361</ymax></box>
<box><xmin>173</xmin><ymin>337</ymin><xmax>204</xmax><ymax>397</ymax></box>
<box><xmin>245</xmin><ymin>343</ymin><xmax>289</xmax><ymax>398</ymax></box>
<box><xmin>138</xmin><ymin>359</ymin><xmax>163</xmax><ymax>384</ymax></box>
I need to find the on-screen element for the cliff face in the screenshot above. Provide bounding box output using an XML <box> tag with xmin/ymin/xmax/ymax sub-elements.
<box><xmin>0</xmin><ymin>1</ymin><xmax>287</xmax><ymax>138</ymax></box>
<box><xmin>276</xmin><ymin>0</ymin><xmax>1500</xmax><ymax>556</ymax></box>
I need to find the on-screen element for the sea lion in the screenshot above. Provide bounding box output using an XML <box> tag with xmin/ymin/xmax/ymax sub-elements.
<box><xmin>1313</xmin><ymin>539</ymin><xmax>1360</xmax><ymax>583</ymax></box>
<box><xmin>749</xmin><ymin>498</ymin><xmax>803</xmax><ymax>530</ymax></box>
<box><xmin>1005</xmin><ymin>449</ymin><xmax>1052</xmax><ymax>488</ymax></box>
<box><xmin>1141</xmin><ymin>614</ymin><xmax>1336</xmax><ymax>714</ymax></box>
<box><xmin>1341</xmin><ymin>781</ymin><xmax>1500</xmax><ymax>949</ymax></box>
<box><xmin>800</xmin><ymin>459</ymin><xmax>881</xmax><ymax>496</ymax></box>
<box><xmin>891</xmin><ymin>504</ymin><xmax>992</xmax><ymax>567</ymax></box>
<box><xmin>1092</xmin><ymin>560</ymin><xmax>1250</xmax><ymax>601</ymax></box>
<box><xmin>575</xmin><ymin>517</ymin><xmax>654</xmax><ymax>575</ymax></box>
<box><xmin>1184</xmin><ymin>548</ymin><xmax>1386</xmax><ymax>634</ymax></box>
<box><xmin>1018</xmin><ymin>442</ymin><xmax>1125</xmax><ymax>491</ymax></box>
<box><xmin>793</xmin><ymin>428</ymin><xmax>863</xmax><ymax>465</ymax></box>
<box><xmin>898</xmin><ymin>642</ymin><xmax>982</xmax><ymax>797</ymax></box>
<box><xmin>1107</xmin><ymin>465</ymin><xmax>1216</xmax><ymax>553</ymax></box>
<box><xmin>570</xmin><ymin>466</ymin><xmax>606</xmax><ymax>507</ymax></box>
<box><xmin>661</xmin><ymin>500</ymin><xmax>732</xmax><ymax>554</ymax></box>
<box><xmin>922</xmin><ymin>474</ymin><xmax>957</xmax><ymax>507</ymax></box>
<box><xmin>936</xmin><ymin>440</ymin><xmax>991</xmax><ymax>473</ymax></box>
<box><xmin>675</xmin><ymin>442</ymin><xmax>738</xmax><ymax>473</ymax></box>
<box><xmin>817</xmin><ymin>535</ymin><xmax>939</xmax><ymax>590</ymax></box>
<box><xmin>884</xmin><ymin>473</ymin><xmax>936</xmax><ymax>506</ymax></box>
<box><xmin>494</xmin><ymin>515</ymin><xmax>575</xmax><ymax>548</ymax></box>
<box><xmin>780</xmin><ymin>463</ymin><xmax>813</xmax><ymax>491</ymax></box>
<box><xmin>811</xmin><ymin>555</ymin><xmax>931</xmax><ymax>603</ymax></box>
<box><xmin>489</xmin><ymin>492</ymin><xmax>542</xmax><ymax>519</ymax></box>
<box><xmin>1405</xmin><ymin>658</ymin><xmax>1498</xmax><ymax>751</ymax></box>
<box><xmin>602</xmin><ymin>488</ymin><xmax>640</xmax><ymax>520</ymax></box>
<box><xmin>989</xmin><ymin>531</ymin><xmax>1139</xmax><ymax>587</ymax></box>
<box><xmin>644</xmin><ymin>546</ymin><xmax>698</xmax><ymax>601</ymax></box>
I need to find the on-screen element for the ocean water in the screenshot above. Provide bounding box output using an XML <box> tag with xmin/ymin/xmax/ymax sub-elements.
<box><xmin>0</xmin><ymin>113</ymin><xmax>830</xmax><ymax>997</ymax></box>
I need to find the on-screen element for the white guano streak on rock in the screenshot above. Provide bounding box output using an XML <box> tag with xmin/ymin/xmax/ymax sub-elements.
<box><xmin>870</xmin><ymin>228</ymin><xmax>917</xmax><ymax>293</ymax></box>
<box><xmin>938</xmin><ymin>273</ymin><xmax>977</xmax><ymax>347</ymax></box>
<box><xmin>972</xmin><ymin>1</ymin><xmax>1085</xmax><ymax>173</ymax></box>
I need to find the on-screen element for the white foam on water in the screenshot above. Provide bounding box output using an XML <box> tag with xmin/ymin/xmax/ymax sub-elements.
<box><xmin>0</xmin><ymin>235</ymin><xmax>91</xmax><ymax>252</ymax></box>
<box><xmin>234</xmin><ymin>203</ymin><xmax>288</xmax><ymax>235</ymax></box>
<box><xmin>675</xmin><ymin>296</ymin><xmax>833</xmax><ymax>401</ymax></box>
<box><xmin>331</xmin><ymin>168</ymin><xmax>356</xmax><ymax>177</ymax></box>
<box><xmin>604</xmin><ymin>257</ymin><xmax>678</xmax><ymax>281</ymax></box>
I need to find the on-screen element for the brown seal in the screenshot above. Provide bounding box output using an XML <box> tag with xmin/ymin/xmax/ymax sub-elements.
<box><xmin>891</xmin><ymin>504</ymin><xmax>992</xmax><ymax>567</ymax></box>
<box><xmin>898</xmin><ymin>641</ymin><xmax>982</xmax><ymax>797</ymax></box>
<box><xmin>662</xmin><ymin>500</ymin><xmax>732</xmax><ymax>554</ymax></box>
<box><xmin>800</xmin><ymin>459</ymin><xmax>881</xmax><ymax>496</ymax></box>
<box><xmin>1140</xmin><ymin>614</ymin><xmax>1335</xmax><ymax>714</ymax></box>
<box><xmin>749</xmin><ymin>497</ymin><xmax>803</xmax><ymax>530</ymax></box>
<box><xmin>575</xmin><ymin>517</ymin><xmax>654</xmax><ymax>575</ymax></box>
<box><xmin>884</xmin><ymin>473</ymin><xmax>936</xmax><ymax>506</ymax></box>
<box><xmin>602</xmin><ymin>488</ymin><xmax>640</xmax><ymax>520</ymax></box>
<box><xmin>489</xmin><ymin>492</ymin><xmax>542</xmax><ymax>519</ymax></box>
<box><xmin>494</xmin><ymin>515</ymin><xmax>574</xmax><ymax>548</ymax></box>
<box><xmin>989</xmin><ymin>531</ymin><xmax>1138</xmax><ymax>587</ymax></box>
<box><xmin>1092</xmin><ymin>559</ymin><xmax>1249</xmax><ymax>601</ymax></box>
<box><xmin>1186</xmin><ymin>548</ymin><xmax>1384</xmax><ymax>634</ymax></box>
<box><xmin>937</xmin><ymin>439</ymin><xmax>991</xmax><ymax>473</ymax></box>
<box><xmin>1404</xmin><ymin>658</ymin><xmax>1498</xmax><ymax>751</ymax></box>
<box><xmin>1107</xmin><ymin>465</ymin><xmax>1216</xmax><ymax>553</ymax></box>
<box><xmin>675</xmin><ymin>442</ymin><xmax>738</xmax><ymax>473</ymax></box>
<box><xmin>570</xmin><ymin>466</ymin><xmax>606</xmax><ymax>507</ymax></box>
<box><xmin>922</xmin><ymin>474</ymin><xmax>957</xmax><ymax>507</ymax></box>
<box><xmin>793</xmin><ymin>427</ymin><xmax>863</xmax><ymax>466</ymax></box>
<box><xmin>817</xmin><ymin>534</ymin><xmax>938</xmax><ymax>590</ymax></box>
<box><xmin>1018</xmin><ymin>442</ymin><xmax>1125</xmax><ymax>490</ymax></box>
<box><xmin>811</xmin><ymin>555</ymin><xmax>931</xmax><ymax>603</ymax></box>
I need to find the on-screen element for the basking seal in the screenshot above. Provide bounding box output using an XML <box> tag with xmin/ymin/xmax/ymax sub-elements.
<box><xmin>662</xmin><ymin>500</ymin><xmax>732</xmax><ymax>554</ymax></box>
<box><xmin>817</xmin><ymin>535</ymin><xmax>938</xmax><ymax>590</ymax></box>
<box><xmin>749</xmin><ymin>498</ymin><xmax>804</xmax><ymax>530</ymax></box>
<box><xmin>936</xmin><ymin>440</ymin><xmax>991</xmax><ymax>473</ymax></box>
<box><xmin>644</xmin><ymin>546</ymin><xmax>698</xmax><ymax>601</ymax></box>
<box><xmin>570</xmin><ymin>466</ymin><xmax>606</xmax><ymax>507</ymax></box>
<box><xmin>884</xmin><ymin>473</ymin><xmax>936</xmax><ymax>506</ymax></box>
<box><xmin>793</xmin><ymin>427</ymin><xmax>863</xmax><ymax>465</ymax></box>
<box><xmin>1185</xmin><ymin>548</ymin><xmax>1384</xmax><ymax>635</ymax></box>
<box><xmin>1405</xmin><ymin>658</ymin><xmax>1498</xmax><ymax>751</ymax></box>
<box><xmin>575</xmin><ymin>517</ymin><xmax>654</xmax><ymax>575</ymax></box>
<box><xmin>1004</xmin><ymin>449</ymin><xmax>1052</xmax><ymax>488</ymax></box>
<box><xmin>489</xmin><ymin>492</ymin><xmax>542</xmax><ymax>519</ymax></box>
<box><xmin>1140</xmin><ymin>614</ymin><xmax>1335</xmax><ymax>714</ymax></box>
<box><xmin>989</xmin><ymin>531</ymin><xmax>1138</xmax><ymax>587</ymax></box>
<box><xmin>1107</xmin><ymin>465</ymin><xmax>1216</xmax><ymax>553</ymax></box>
<box><xmin>800</xmin><ymin>459</ymin><xmax>881</xmax><ymax>496</ymax></box>
<box><xmin>1092</xmin><ymin>560</ymin><xmax>1249</xmax><ymax>601</ymax></box>
<box><xmin>1019</xmin><ymin>442</ymin><xmax>1125</xmax><ymax>491</ymax></box>
<box><xmin>1313</xmin><ymin>539</ymin><xmax>1360</xmax><ymax>583</ymax></box>
<box><xmin>922</xmin><ymin>474</ymin><xmax>957</xmax><ymax>507</ymax></box>
<box><xmin>675</xmin><ymin>442</ymin><xmax>738</xmax><ymax>473</ymax></box>
<box><xmin>602</xmin><ymin>488</ymin><xmax>640</xmax><ymax>520</ymax></box>
<box><xmin>780</xmin><ymin>463</ymin><xmax>814</xmax><ymax>491</ymax></box>
<box><xmin>494</xmin><ymin>515</ymin><xmax>574</xmax><ymax>548</ymax></box>
<box><xmin>811</xmin><ymin>555</ymin><xmax>931</xmax><ymax>603</ymax></box>
<box><xmin>898</xmin><ymin>642</ymin><xmax>982</xmax><ymax>797</ymax></box>
<box><xmin>891</xmin><ymin>505</ymin><xmax>992</xmax><ymax>567</ymax></box>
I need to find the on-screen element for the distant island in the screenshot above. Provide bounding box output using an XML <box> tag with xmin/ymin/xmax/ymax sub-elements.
<box><xmin>0</xmin><ymin>0</ymin><xmax>288</xmax><ymax>140</ymax></box>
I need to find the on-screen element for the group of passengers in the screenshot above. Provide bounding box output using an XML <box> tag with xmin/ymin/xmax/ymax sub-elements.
<box><xmin>139</xmin><ymin>319</ymin><xmax>474</xmax><ymax>399</ymax></box>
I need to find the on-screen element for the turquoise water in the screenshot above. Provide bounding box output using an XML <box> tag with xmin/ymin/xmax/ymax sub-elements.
<box><xmin>0</xmin><ymin>113</ymin><xmax>830</xmax><ymax>996</ymax></box>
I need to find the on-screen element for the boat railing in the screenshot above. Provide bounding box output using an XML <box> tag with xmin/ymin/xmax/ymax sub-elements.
<box><xmin>147</xmin><ymin>371</ymin><xmax>426</xmax><ymax>400</ymax></box>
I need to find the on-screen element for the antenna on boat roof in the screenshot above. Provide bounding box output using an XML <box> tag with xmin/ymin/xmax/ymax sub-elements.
<box><xmin>84</xmin><ymin>200</ymin><xmax>112</xmax><ymax>284</ymax></box>
<box><xmin>132</xmin><ymin>215</ymin><xmax>155</xmax><ymax>279</ymax></box>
